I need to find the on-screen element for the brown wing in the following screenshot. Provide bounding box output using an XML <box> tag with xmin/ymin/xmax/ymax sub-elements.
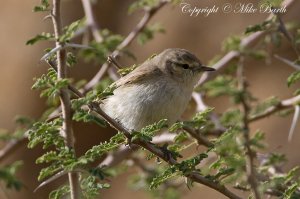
<box><xmin>115</xmin><ymin>61</ymin><xmax>162</xmax><ymax>88</ymax></box>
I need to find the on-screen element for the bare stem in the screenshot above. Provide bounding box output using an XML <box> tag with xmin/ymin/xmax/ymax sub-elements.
<box><xmin>81</xmin><ymin>0</ymin><xmax>103</xmax><ymax>43</ymax></box>
<box><xmin>52</xmin><ymin>0</ymin><xmax>80</xmax><ymax>198</ymax></box>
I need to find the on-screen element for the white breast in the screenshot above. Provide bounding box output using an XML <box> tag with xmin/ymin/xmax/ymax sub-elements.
<box><xmin>101</xmin><ymin>78</ymin><xmax>193</xmax><ymax>131</ymax></box>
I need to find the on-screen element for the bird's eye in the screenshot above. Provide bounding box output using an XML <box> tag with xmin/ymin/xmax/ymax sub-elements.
<box><xmin>180</xmin><ymin>64</ymin><xmax>189</xmax><ymax>69</ymax></box>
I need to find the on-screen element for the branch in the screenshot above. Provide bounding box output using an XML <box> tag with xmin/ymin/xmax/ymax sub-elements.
<box><xmin>81</xmin><ymin>0</ymin><xmax>103</xmax><ymax>43</ymax></box>
<box><xmin>197</xmin><ymin>0</ymin><xmax>296</xmax><ymax>86</ymax></box>
<box><xmin>89</xmin><ymin>104</ymin><xmax>241</xmax><ymax>199</ymax></box>
<box><xmin>249</xmin><ymin>94</ymin><xmax>300</xmax><ymax>122</ymax></box>
<box><xmin>83</xmin><ymin>0</ymin><xmax>168</xmax><ymax>91</ymax></box>
<box><xmin>0</xmin><ymin>137</ymin><xmax>27</xmax><ymax>162</ymax></box>
<box><xmin>52</xmin><ymin>0</ymin><xmax>80</xmax><ymax>198</ymax></box>
<box><xmin>237</xmin><ymin>56</ymin><xmax>261</xmax><ymax>199</ymax></box>
<box><xmin>274</xmin><ymin>54</ymin><xmax>300</xmax><ymax>70</ymax></box>
<box><xmin>99</xmin><ymin>133</ymin><xmax>176</xmax><ymax>167</ymax></box>
<box><xmin>183</xmin><ymin>126</ymin><xmax>213</xmax><ymax>147</ymax></box>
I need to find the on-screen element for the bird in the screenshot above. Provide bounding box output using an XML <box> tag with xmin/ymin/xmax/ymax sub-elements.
<box><xmin>101</xmin><ymin>48</ymin><xmax>215</xmax><ymax>131</ymax></box>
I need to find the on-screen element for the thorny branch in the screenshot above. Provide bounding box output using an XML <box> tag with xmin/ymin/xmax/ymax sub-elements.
<box><xmin>83</xmin><ymin>0</ymin><xmax>169</xmax><ymax>91</ymax></box>
<box><xmin>52</xmin><ymin>0</ymin><xmax>81</xmax><ymax>198</ymax></box>
<box><xmin>1</xmin><ymin>0</ymin><xmax>299</xmax><ymax>198</ymax></box>
<box><xmin>81</xmin><ymin>0</ymin><xmax>103</xmax><ymax>43</ymax></box>
<box><xmin>197</xmin><ymin>0</ymin><xmax>296</xmax><ymax>86</ymax></box>
<box><xmin>237</xmin><ymin>56</ymin><xmax>261</xmax><ymax>199</ymax></box>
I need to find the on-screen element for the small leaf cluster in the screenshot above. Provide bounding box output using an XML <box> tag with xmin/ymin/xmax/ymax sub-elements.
<box><xmin>28</xmin><ymin>118</ymin><xmax>64</xmax><ymax>149</ymax></box>
<box><xmin>150</xmin><ymin>153</ymin><xmax>208</xmax><ymax>189</ymax></box>
<box><xmin>137</xmin><ymin>23</ymin><xmax>165</xmax><ymax>45</ymax></box>
<box><xmin>132</xmin><ymin>119</ymin><xmax>168</xmax><ymax>142</ymax></box>
<box><xmin>170</xmin><ymin>108</ymin><xmax>213</xmax><ymax>132</ymax></box>
<box><xmin>0</xmin><ymin>161</ymin><xmax>23</xmax><ymax>191</ymax></box>
<box><xmin>80</xmin><ymin>29</ymin><xmax>123</xmax><ymax>63</ymax></box>
<box><xmin>250</xmin><ymin>96</ymin><xmax>280</xmax><ymax>118</ymax></box>
<box><xmin>79</xmin><ymin>133</ymin><xmax>126</xmax><ymax>164</ymax></box>
<box><xmin>32</xmin><ymin>68</ymin><xmax>69</xmax><ymax>105</ymax></box>
<box><xmin>33</xmin><ymin>0</ymin><xmax>50</xmax><ymax>12</ymax></box>
<box><xmin>287</xmin><ymin>71</ymin><xmax>300</xmax><ymax>87</ymax></box>
<box><xmin>245</xmin><ymin>20</ymin><xmax>273</xmax><ymax>35</ymax></box>
<box><xmin>128</xmin><ymin>0</ymin><xmax>160</xmax><ymax>13</ymax></box>
<box><xmin>26</xmin><ymin>32</ymin><xmax>54</xmax><ymax>45</ymax></box>
<box><xmin>60</xmin><ymin>20</ymin><xmax>84</xmax><ymax>43</ymax></box>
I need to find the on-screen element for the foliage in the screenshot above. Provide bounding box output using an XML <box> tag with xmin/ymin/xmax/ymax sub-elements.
<box><xmin>1</xmin><ymin>0</ymin><xmax>300</xmax><ymax>198</ymax></box>
<box><xmin>26</xmin><ymin>32</ymin><xmax>54</xmax><ymax>45</ymax></box>
<box><xmin>32</xmin><ymin>68</ymin><xmax>69</xmax><ymax>105</ymax></box>
<box><xmin>132</xmin><ymin>119</ymin><xmax>168</xmax><ymax>142</ymax></box>
<box><xmin>80</xmin><ymin>29</ymin><xmax>123</xmax><ymax>63</ymax></box>
<box><xmin>137</xmin><ymin>23</ymin><xmax>165</xmax><ymax>45</ymax></box>
<box><xmin>245</xmin><ymin>20</ymin><xmax>273</xmax><ymax>34</ymax></box>
<box><xmin>0</xmin><ymin>161</ymin><xmax>23</xmax><ymax>191</ymax></box>
<box><xmin>33</xmin><ymin>0</ymin><xmax>50</xmax><ymax>12</ymax></box>
<box><xmin>287</xmin><ymin>71</ymin><xmax>300</xmax><ymax>87</ymax></box>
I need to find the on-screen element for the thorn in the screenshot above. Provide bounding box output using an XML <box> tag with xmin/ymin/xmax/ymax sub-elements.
<box><xmin>288</xmin><ymin>105</ymin><xmax>300</xmax><ymax>142</ymax></box>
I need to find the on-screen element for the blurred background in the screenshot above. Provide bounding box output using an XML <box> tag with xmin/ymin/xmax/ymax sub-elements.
<box><xmin>0</xmin><ymin>0</ymin><xmax>300</xmax><ymax>198</ymax></box>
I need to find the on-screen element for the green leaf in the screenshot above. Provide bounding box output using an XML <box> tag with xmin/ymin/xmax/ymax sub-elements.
<box><xmin>287</xmin><ymin>71</ymin><xmax>300</xmax><ymax>87</ymax></box>
<box><xmin>245</xmin><ymin>20</ymin><xmax>272</xmax><ymax>34</ymax></box>
<box><xmin>72</xmin><ymin>109</ymin><xmax>107</xmax><ymax>127</ymax></box>
<box><xmin>260</xmin><ymin>0</ymin><xmax>284</xmax><ymax>7</ymax></box>
<box><xmin>150</xmin><ymin>166</ymin><xmax>180</xmax><ymax>189</ymax></box>
<box><xmin>187</xmin><ymin>108</ymin><xmax>214</xmax><ymax>128</ymax></box>
<box><xmin>128</xmin><ymin>0</ymin><xmax>160</xmax><ymax>14</ymax></box>
<box><xmin>0</xmin><ymin>161</ymin><xmax>23</xmax><ymax>191</ymax></box>
<box><xmin>132</xmin><ymin>119</ymin><xmax>168</xmax><ymax>142</ymax></box>
<box><xmin>49</xmin><ymin>185</ymin><xmax>70</xmax><ymax>199</ymax></box>
<box><xmin>27</xmin><ymin>119</ymin><xmax>64</xmax><ymax>149</ymax></box>
<box><xmin>117</xmin><ymin>64</ymin><xmax>138</xmax><ymax>76</ymax></box>
<box><xmin>26</xmin><ymin>32</ymin><xmax>54</xmax><ymax>45</ymax></box>
<box><xmin>150</xmin><ymin>153</ymin><xmax>208</xmax><ymax>189</ymax></box>
<box><xmin>80</xmin><ymin>29</ymin><xmax>123</xmax><ymax>63</ymax></box>
<box><xmin>202</xmin><ymin>75</ymin><xmax>238</xmax><ymax>97</ymax></box>
<box><xmin>283</xmin><ymin>183</ymin><xmax>299</xmax><ymax>199</ymax></box>
<box><xmin>32</xmin><ymin>68</ymin><xmax>70</xmax><ymax>105</ymax></box>
<box><xmin>81</xmin><ymin>133</ymin><xmax>126</xmax><ymax>163</ymax></box>
<box><xmin>38</xmin><ymin>164</ymin><xmax>62</xmax><ymax>181</ymax></box>
<box><xmin>174</xmin><ymin>132</ymin><xmax>188</xmax><ymax>143</ymax></box>
<box><xmin>66</xmin><ymin>52</ymin><xmax>77</xmax><ymax>67</ymax></box>
<box><xmin>137</xmin><ymin>23</ymin><xmax>165</xmax><ymax>45</ymax></box>
<box><xmin>222</xmin><ymin>35</ymin><xmax>241</xmax><ymax>52</ymax></box>
<box><xmin>60</xmin><ymin>19</ymin><xmax>84</xmax><ymax>42</ymax></box>
<box><xmin>221</xmin><ymin>109</ymin><xmax>243</xmax><ymax>128</ymax></box>
<box><xmin>33</xmin><ymin>0</ymin><xmax>50</xmax><ymax>12</ymax></box>
<box><xmin>81</xmin><ymin>176</ymin><xmax>110</xmax><ymax>199</ymax></box>
<box><xmin>250</xmin><ymin>96</ymin><xmax>280</xmax><ymax>118</ymax></box>
<box><xmin>249</xmin><ymin>130</ymin><xmax>265</xmax><ymax>149</ymax></box>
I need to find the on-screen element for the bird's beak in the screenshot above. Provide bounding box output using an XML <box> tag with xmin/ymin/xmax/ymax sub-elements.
<box><xmin>199</xmin><ymin>65</ymin><xmax>216</xmax><ymax>72</ymax></box>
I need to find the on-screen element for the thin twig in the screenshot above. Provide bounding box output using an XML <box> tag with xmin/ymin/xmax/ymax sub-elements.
<box><xmin>274</xmin><ymin>54</ymin><xmax>300</xmax><ymax>70</ymax></box>
<box><xmin>197</xmin><ymin>0</ymin><xmax>296</xmax><ymax>86</ymax></box>
<box><xmin>52</xmin><ymin>0</ymin><xmax>81</xmax><ymax>198</ymax></box>
<box><xmin>80</xmin><ymin>0</ymin><xmax>103</xmax><ymax>43</ymax></box>
<box><xmin>249</xmin><ymin>95</ymin><xmax>300</xmax><ymax>122</ymax></box>
<box><xmin>83</xmin><ymin>0</ymin><xmax>168</xmax><ymax>91</ymax></box>
<box><xmin>89</xmin><ymin>105</ymin><xmax>241</xmax><ymax>199</ymax></box>
<box><xmin>288</xmin><ymin>105</ymin><xmax>300</xmax><ymax>141</ymax></box>
<box><xmin>0</xmin><ymin>137</ymin><xmax>27</xmax><ymax>162</ymax></box>
<box><xmin>237</xmin><ymin>56</ymin><xmax>261</xmax><ymax>199</ymax></box>
<box><xmin>183</xmin><ymin>126</ymin><xmax>213</xmax><ymax>147</ymax></box>
<box><xmin>273</xmin><ymin>10</ymin><xmax>300</xmax><ymax>57</ymax></box>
